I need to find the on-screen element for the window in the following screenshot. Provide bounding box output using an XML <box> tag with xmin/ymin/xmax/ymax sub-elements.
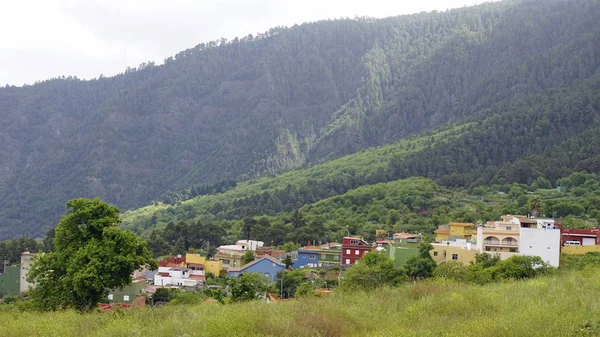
<box><xmin>123</xmin><ymin>295</ymin><xmax>130</xmax><ymax>302</ymax></box>
<box><xmin>309</xmin><ymin>255</ymin><xmax>315</xmax><ymax>259</ymax></box>
<box><xmin>334</xmin><ymin>255</ymin><xmax>339</xmax><ymax>260</ymax></box>
<box><xmin>433</xmin><ymin>251</ymin><xmax>438</xmax><ymax>256</ymax></box>
<box><xmin>346</xmin><ymin>249</ymin><xmax>350</xmax><ymax>254</ymax></box>
<box><xmin>302</xmin><ymin>254</ymin><xmax>306</xmax><ymax>258</ymax></box>
<box><xmin>320</xmin><ymin>254</ymin><xmax>326</xmax><ymax>259</ymax></box>
<box><xmin>355</xmin><ymin>250</ymin><xmax>359</xmax><ymax>255</ymax></box>
<box><xmin>452</xmin><ymin>254</ymin><xmax>458</xmax><ymax>260</ymax></box>
<box><xmin>107</xmin><ymin>294</ymin><xmax>113</xmax><ymax>300</ymax></box>
<box><xmin>506</xmin><ymin>226</ymin><xmax>512</xmax><ymax>231</ymax></box>
<box><xmin>345</xmin><ymin>259</ymin><xmax>351</xmax><ymax>264</ymax></box>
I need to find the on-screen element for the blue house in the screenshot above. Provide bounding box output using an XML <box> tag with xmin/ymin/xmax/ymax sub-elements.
<box><xmin>291</xmin><ymin>247</ymin><xmax>320</xmax><ymax>269</ymax></box>
<box><xmin>227</xmin><ymin>255</ymin><xmax>285</xmax><ymax>282</ymax></box>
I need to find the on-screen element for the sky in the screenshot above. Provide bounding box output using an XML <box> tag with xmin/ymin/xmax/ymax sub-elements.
<box><xmin>0</xmin><ymin>0</ymin><xmax>491</xmax><ymax>86</ymax></box>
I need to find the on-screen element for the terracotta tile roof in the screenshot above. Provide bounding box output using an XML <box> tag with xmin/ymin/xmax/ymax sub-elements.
<box><xmin>434</xmin><ymin>229</ymin><xmax>450</xmax><ymax>234</ymax></box>
<box><xmin>393</xmin><ymin>232</ymin><xmax>418</xmax><ymax>239</ymax></box>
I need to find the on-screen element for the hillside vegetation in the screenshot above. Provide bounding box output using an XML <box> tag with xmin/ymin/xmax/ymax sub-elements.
<box><xmin>2</xmin><ymin>0</ymin><xmax>600</xmax><ymax>239</ymax></box>
<box><xmin>1</xmin><ymin>269</ymin><xmax>599</xmax><ymax>336</ymax></box>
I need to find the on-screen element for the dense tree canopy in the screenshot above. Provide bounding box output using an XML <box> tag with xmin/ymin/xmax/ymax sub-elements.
<box><xmin>28</xmin><ymin>198</ymin><xmax>155</xmax><ymax>311</ymax></box>
<box><xmin>2</xmin><ymin>0</ymin><xmax>600</xmax><ymax>239</ymax></box>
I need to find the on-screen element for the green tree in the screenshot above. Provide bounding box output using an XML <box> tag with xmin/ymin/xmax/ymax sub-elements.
<box><xmin>528</xmin><ymin>196</ymin><xmax>541</xmax><ymax>217</ymax></box>
<box><xmin>404</xmin><ymin>241</ymin><xmax>436</xmax><ymax>281</ymax></box>
<box><xmin>433</xmin><ymin>261</ymin><xmax>469</xmax><ymax>282</ymax></box>
<box><xmin>283</xmin><ymin>254</ymin><xmax>294</xmax><ymax>269</ymax></box>
<box><xmin>276</xmin><ymin>269</ymin><xmax>306</xmax><ymax>299</ymax></box>
<box><xmin>242</xmin><ymin>250</ymin><xmax>255</xmax><ymax>265</ymax></box>
<box><xmin>282</xmin><ymin>242</ymin><xmax>299</xmax><ymax>252</ymax></box>
<box><xmin>341</xmin><ymin>251</ymin><xmax>406</xmax><ymax>291</ymax></box>
<box><xmin>230</xmin><ymin>273</ymin><xmax>273</xmax><ymax>302</ymax></box>
<box><xmin>295</xmin><ymin>282</ymin><xmax>314</xmax><ymax>298</ymax></box>
<box><xmin>152</xmin><ymin>288</ymin><xmax>177</xmax><ymax>304</ymax></box>
<box><xmin>28</xmin><ymin>198</ymin><xmax>156</xmax><ymax>311</ymax></box>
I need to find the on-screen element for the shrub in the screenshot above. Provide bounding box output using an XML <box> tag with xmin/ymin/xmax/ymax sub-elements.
<box><xmin>433</xmin><ymin>262</ymin><xmax>469</xmax><ymax>282</ymax></box>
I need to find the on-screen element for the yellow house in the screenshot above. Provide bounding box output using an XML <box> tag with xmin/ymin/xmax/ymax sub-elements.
<box><xmin>434</xmin><ymin>222</ymin><xmax>475</xmax><ymax>242</ymax></box>
<box><xmin>434</xmin><ymin>227</ymin><xmax>450</xmax><ymax>242</ymax></box>
<box><xmin>430</xmin><ymin>244</ymin><xmax>478</xmax><ymax>265</ymax></box>
<box><xmin>185</xmin><ymin>253</ymin><xmax>223</xmax><ymax>276</ymax></box>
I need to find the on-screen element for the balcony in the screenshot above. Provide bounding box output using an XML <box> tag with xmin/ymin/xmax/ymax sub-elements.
<box><xmin>483</xmin><ymin>241</ymin><xmax>518</xmax><ymax>247</ymax></box>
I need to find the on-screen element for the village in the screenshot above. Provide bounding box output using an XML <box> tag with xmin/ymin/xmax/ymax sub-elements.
<box><xmin>1</xmin><ymin>214</ymin><xmax>599</xmax><ymax>308</ymax></box>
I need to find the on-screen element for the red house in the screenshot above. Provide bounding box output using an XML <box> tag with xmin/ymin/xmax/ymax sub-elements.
<box><xmin>561</xmin><ymin>228</ymin><xmax>600</xmax><ymax>246</ymax></box>
<box><xmin>342</xmin><ymin>237</ymin><xmax>373</xmax><ymax>265</ymax></box>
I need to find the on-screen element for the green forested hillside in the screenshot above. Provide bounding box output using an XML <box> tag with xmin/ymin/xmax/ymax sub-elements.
<box><xmin>1</xmin><ymin>0</ymin><xmax>600</xmax><ymax>239</ymax></box>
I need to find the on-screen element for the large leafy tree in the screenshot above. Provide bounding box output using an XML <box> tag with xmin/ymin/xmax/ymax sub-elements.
<box><xmin>28</xmin><ymin>198</ymin><xmax>156</xmax><ymax>311</ymax></box>
<box><xmin>340</xmin><ymin>250</ymin><xmax>406</xmax><ymax>291</ymax></box>
<box><xmin>404</xmin><ymin>241</ymin><xmax>437</xmax><ymax>281</ymax></box>
<box><xmin>242</xmin><ymin>250</ymin><xmax>255</xmax><ymax>265</ymax></box>
<box><xmin>230</xmin><ymin>273</ymin><xmax>273</xmax><ymax>302</ymax></box>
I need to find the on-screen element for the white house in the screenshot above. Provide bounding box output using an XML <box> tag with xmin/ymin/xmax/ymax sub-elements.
<box><xmin>519</xmin><ymin>227</ymin><xmax>561</xmax><ymax>267</ymax></box>
<box><xmin>153</xmin><ymin>267</ymin><xmax>201</xmax><ymax>288</ymax></box>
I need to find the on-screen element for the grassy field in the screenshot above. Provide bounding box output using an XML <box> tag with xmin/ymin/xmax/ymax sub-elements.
<box><xmin>2</xmin><ymin>268</ymin><xmax>599</xmax><ymax>337</ymax></box>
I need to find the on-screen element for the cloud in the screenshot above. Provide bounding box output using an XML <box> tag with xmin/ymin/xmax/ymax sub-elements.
<box><xmin>0</xmin><ymin>0</ymin><xmax>490</xmax><ymax>86</ymax></box>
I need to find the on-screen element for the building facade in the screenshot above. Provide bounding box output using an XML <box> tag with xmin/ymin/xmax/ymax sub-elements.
<box><xmin>0</xmin><ymin>265</ymin><xmax>20</xmax><ymax>296</ymax></box>
<box><xmin>20</xmin><ymin>252</ymin><xmax>35</xmax><ymax>293</ymax></box>
<box><xmin>215</xmin><ymin>240</ymin><xmax>264</xmax><ymax>268</ymax></box>
<box><xmin>106</xmin><ymin>278</ymin><xmax>146</xmax><ymax>308</ymax></box>
<box><xmin>341</xmin><ymin>237</ymin><xmax>372</xmax><ymax>265</ymax></box>
<box><xmin>185</xmin><ymin>253</ymin><xmax>224</xmax><ymax>276</ymax></box>
<box><xmin>227</xmin><ymin>255</ymin><xmax>285</xmax><ymax>282</ymax></box>
<box><xmin>561</xmin><ymin>228</ymin><xmax>600</xmax><ymax>246</ymax></box>
<box><xmin>434</xmin><ymin>222</ymin><xmax>475</xmax><ymax>242</ymax></box>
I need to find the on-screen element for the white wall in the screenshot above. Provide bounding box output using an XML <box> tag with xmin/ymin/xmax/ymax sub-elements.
<box><xmin>519</xmin><ymin>227</ymin><xmax>560</xmax><ymax>267</ymax></box>
<box><xmin>20</xmin><ymin>252</ymin><xmax>35</xmax><ymax>293</ymax></box>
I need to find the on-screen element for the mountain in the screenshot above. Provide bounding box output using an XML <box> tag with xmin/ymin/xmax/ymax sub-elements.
<box><xmin>1</xmin><ymin>0</ymin><xmax>600</xmax><ymax>239</ymax></box>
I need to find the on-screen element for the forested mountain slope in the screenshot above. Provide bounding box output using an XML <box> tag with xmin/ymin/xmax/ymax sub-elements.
<box><xmin>1</xmin><ymin>0</ymin><xmax>600</xmax><ymax>239</ymax></box>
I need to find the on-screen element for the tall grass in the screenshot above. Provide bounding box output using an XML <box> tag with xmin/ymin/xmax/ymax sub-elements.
<box><xmin>1</xmin><ymin>269</ymin><xmax>599</xmax><ymax>336</ymax></box>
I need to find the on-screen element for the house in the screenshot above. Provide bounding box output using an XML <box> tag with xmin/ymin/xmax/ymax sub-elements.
<box><xmin>227</xmin><ymin>255</ymin><xmax>285</xmax><ymax>282</ymax></box>
<box><xmin>158</xmin><ymin>255</ymin><xmax>186</xmax><ymax>268</ymax></box>
<box><xmin>292</xmin><ymin>247</ymin><xmax>321</xmax><ymax>269</ymax></box>
<box><xmin>431</xmin><ymin>240</ymin><xmax>479</xmax><ymax>265</ymax></box>
<box><xmin>430</xmin><ymin>216</ymin><xmax>561</xmax><ymax>267</ymax></box>
<box><xmin>292</xmin><ymin>246</ymin><xmax>342</xmax><ymax>269</ymax></box>
<box><xmin>434</xmin><ymin>223</ymin><xmax>475</xmax><ymax>242</ymax></box>
<box><xmin>0</xmin><ymin>264</ymin><xmax>20</xmax><ymax>296</ymax></box>
<box><xmin>376</xmin><ymin>239</ymin><xmax>420</xmax><ymax>267</ymax></box>
<box><xmin>498</xmin><ymin>215</ymin><xmax>560</xmax><ymax>267</ymax></box>
<box><xmin>154</xmin><ymin>267</ymin><xmax>202</xmax><ymax>288</ymax></box>
<box><xmin>561</xmin><ymin>228</ymin><xmax>600</xmax><ymax>247</ymax></box>
<box><xmin>106</xmin><ymin>278</ymin><xmax>146</xmax><ymax>308</ymax></box>
<box><xmin>255</xmin><ymin>248</ymin><xmax>287</xmax><ymax>260</ymax></box>
<box><xmin>341</xmin><ymin>237</ymin><xmax>372</xmax><ymax>265</ymax></box>
<box><xmin>392</xmin><ymin>232</ymin><xmax>419</xmax><ymax>241</ymax></box>
<box><xmin>519</xmin><ymin>227</ymin><xmax>560</xmax><ymax>267</ymax></box>
<box><xmin>476</xmin><ymin>220</ymin><xmax>520</xmax><ymax>255</ymax></box>
<box><xmin>215</xmin><ymin>240</ymin><xmax>264</xmax><ymax>269</ymax></box>
<box><xmin>185</xmin><ymin>253</ymin><xmax>224</xmax><ymax>276</ymax></box>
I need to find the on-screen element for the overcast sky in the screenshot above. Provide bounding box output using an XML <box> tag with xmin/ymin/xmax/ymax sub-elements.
<box><xmin>0</xmin><ymin>0</ymin><xmax>491</xmax><ymax>86</ymax></box>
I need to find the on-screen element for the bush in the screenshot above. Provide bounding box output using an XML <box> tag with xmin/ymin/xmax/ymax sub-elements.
<box><xmin>433</xmin><ymin>262</ymin><xmax>469</xmax><ymax>282</ymax></box>
<box><xmin>295</xmin><ymin>283</ymin><xmax>315</xmax><ymax>298</ymax></box>
<box><xmin>2</xmin><ymin>294</ymin><xmax>18</xmax><ymax>305</ymax></box>
<box><xmin>170</xmin><ymin>292</ymin><xmax>204</xmax><ymax>305</ymax></box>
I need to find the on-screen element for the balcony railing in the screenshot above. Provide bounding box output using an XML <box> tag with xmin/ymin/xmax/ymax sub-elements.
<box><xmin>483</xmin><ymin>241</ymin><xmax>518</xmax><ymax>247</ymax></box>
